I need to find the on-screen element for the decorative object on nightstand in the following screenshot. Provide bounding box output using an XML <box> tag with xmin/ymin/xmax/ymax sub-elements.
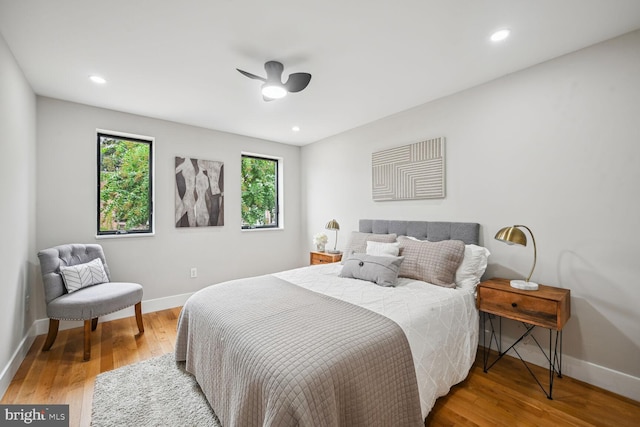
<box><xmin>477</xmin><ymin>278</ymin><xmax>571</xmax><ymax>399</ymax></box>
<box><xmin>310</xmin><ymin>251</ymin><xmax>342</xmax><ymax>265</ymax></box>
<box><xmin>313</xmin><ymin>232</ymin><xmax>328</xmax><ymax>252</ymax></box>
<box><xmin>495</xmin><ymin>224</ymin><xmax>539</xmax><ymax>290</ymax></box>
<box><xmin>325</xmin><ymin>219</ymin><xmax>340</xmax><ymax>254</ymax></box>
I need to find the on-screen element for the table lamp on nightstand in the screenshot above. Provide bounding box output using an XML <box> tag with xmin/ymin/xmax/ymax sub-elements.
<box><xmin>495</xmin><ymin>224</ymin><xmax>539</xmax><ymax>291</ymax></box>
<box><xmin>325</xmin><ymin>219</ymin><xmax>340</xmax><ymax>254</ymax></box>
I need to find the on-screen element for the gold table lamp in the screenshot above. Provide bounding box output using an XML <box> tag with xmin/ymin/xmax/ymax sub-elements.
<box><xmin>495</xmin><ymin>225</ymin><xmax>538</xmax><ymax>290</ymax></box>
<box><xmin>325</xmin><ymin>219</ymin><xmax>340</xmax><ymax>254</ymax></box>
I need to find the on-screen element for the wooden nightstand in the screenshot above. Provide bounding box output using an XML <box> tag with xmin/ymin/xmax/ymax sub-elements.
<box><xmin>477</xmin><ymin>278</ymin><xmax>571</xmax><ymax>399</ymax></box>
<box><xmin>310</xmin><ymin>251</ymin><xmax>342</xmax><ymax>265</ymax></box>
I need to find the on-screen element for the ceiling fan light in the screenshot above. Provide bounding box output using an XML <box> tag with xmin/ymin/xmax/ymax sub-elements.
<box><xmin>261</xmin><ymin>84</ymin><xmax>287</xmax><ymax>99</ymax></box>
<box><xmin>490</xmin><ymin>29</ymin><xmax>510</xmax><ymax>42</ymax></box>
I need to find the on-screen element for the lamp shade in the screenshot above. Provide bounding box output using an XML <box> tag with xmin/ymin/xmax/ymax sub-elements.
<box><xmin>495</xmin><ymin>224</ymin><xmax>538</xmax><ymax>291</ymax></box>
<box><xmin>325</xmin><ymin>219</ymin><xmax>340</xmax><ymax>231</ymax></box>
<box><xmin>495</xmin><ymin>226</ymin><xmax>527</xmax><ymax>246</ymax></box>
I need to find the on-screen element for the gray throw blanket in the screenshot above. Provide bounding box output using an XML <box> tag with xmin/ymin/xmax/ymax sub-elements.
<box><xmin>175</xmin><ymin>275</ymin><xmax>423</xmax><ymax>427</ymax></box>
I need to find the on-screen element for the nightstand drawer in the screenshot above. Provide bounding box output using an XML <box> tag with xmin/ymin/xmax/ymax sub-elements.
<box><xmin>478</xmin><ymin>287</ymin><xmax>558</xmax><ymax>328</ymax></box>
<box><xmin>310</xmin><ymin>253</ymin><xmax>330</xmax><ymax>264</ymax></box>
<box><xmin>310</xmin><ymin>251</ymin><xmax>342</xmax><ymax>265</ymax></box>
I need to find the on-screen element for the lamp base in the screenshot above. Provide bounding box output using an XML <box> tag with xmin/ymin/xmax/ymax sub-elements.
<box><xmin>510</xmin><ymin>280</ymin><xmax>539</xmax><ymax>291</ymax></box>
<box><xmin>327</xmin><ymin>250</ymin><xmax>341</xmax><ymax>254</ymax></box>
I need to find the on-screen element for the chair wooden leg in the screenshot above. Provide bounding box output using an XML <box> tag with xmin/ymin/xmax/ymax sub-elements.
<box><xmin>91</xmin><ymin>317</ymin><xmax>98</xmax><ymax>331</ymax></box>
<box><xmin>83</xmin><ymin>320</ymin><xmax>91</xmax><ymax>361</ymax></box>
<box><xmin>42</xmin><ymin>319</ymin><xmax>59</xmax><ymax>351</ymax></box>
<box><xmin>135</xmin><ymin>301</ymin><xmax>144</xmax><ymax>334</ymax></box>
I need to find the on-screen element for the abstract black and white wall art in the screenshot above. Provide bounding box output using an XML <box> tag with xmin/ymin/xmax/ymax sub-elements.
<box><xmin>372</xmin><ymin>137</ymin><xmax>445</xmax><ymax>201</ymax></box>
<box><xmin>175</xmin><ymin>157</ymin><xmax>224</xmax><ymax>227</ymax></box>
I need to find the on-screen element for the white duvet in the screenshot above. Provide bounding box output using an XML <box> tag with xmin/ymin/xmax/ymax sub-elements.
<box><xmin>275</xmin><ymin>262</ymin><xmax>479</xmax><ymax>419</ymax></box>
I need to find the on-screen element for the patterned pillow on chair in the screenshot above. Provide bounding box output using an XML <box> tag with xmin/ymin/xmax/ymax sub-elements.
<box><xmin>59</xmin><ymin>258</ymin><xmax>109</xmax><ymax>293</ymax></box>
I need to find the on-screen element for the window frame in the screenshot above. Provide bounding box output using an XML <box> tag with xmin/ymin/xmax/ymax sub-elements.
<box><xmin>241</xmin><ymin>152</ymin><xmax>283</xmax><ymax>230</ymax></box>
<box><xmin>96</xmin><ymin>130</ymin><xmax>155</xmax><ymax>238</ymax></box>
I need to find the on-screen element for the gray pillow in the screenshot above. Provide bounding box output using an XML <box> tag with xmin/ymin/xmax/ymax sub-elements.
<box><xmin>340</xmin><ymin>253</ymin><xmax>404</xmax><ymax>287</ymax></box>
<box><xmin>341</xmin><ymin>231</ymin><xmax>398</xmax><ymax>264</ymax></box>
<box><xmin>397</xmin><ymin>236</ymin><xmax>465</xmax><ymax>288</ymax></box>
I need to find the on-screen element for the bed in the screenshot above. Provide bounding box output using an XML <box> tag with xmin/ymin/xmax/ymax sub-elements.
<box><xmin>175</xmin><ymin>219</ymin><xmax>486</xmax><ymax>426</ymax></box>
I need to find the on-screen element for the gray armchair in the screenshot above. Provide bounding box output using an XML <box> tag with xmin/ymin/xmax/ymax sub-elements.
<box><xmin>37</xmin><ymin>243</ymin><xmax>144</xmax><ymax>360</ymax></box>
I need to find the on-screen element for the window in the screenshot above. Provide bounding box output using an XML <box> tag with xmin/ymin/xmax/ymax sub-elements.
<box><xmin>97</xmin><ymin>131</ymin><xmax>154</xmax><ymax>236</ymax></box>
<box><xmin>241</xmin><ymin>154</ymin><xmax>281</xmax><ymax>229</ymax></box>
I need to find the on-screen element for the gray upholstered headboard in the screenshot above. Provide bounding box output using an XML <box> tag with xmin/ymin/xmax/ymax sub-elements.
<box><xmin>359</xmin><ymin>219</ymin><xmax>480</xmax><ymax>245</ymax></box>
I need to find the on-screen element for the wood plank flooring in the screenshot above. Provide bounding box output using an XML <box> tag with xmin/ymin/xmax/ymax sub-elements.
<box><xmin>2</xmin><ymin>308</ymin><xmax>638</xmax><ymax>426</ymax></box>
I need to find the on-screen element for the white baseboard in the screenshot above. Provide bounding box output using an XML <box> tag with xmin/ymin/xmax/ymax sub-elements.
<box><xmin>490</xmin><ymin>343</ymin><xmax>640</xmax><ymax>402</ymax></box>
<box><xmin>0</xmin><ymin>322</ymin><xmax>38</xmax><ymax>402</ymax></box>
<box><xmin>0</xmin><ymin>291</ymin><xmax>193</xmax><ymax>399</ymax></box>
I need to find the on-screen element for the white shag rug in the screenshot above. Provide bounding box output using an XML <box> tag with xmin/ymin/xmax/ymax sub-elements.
<box><xmin>91</xmin><ymin>353</ymin><xmax>221</xmax><ymax>427</ymax></box>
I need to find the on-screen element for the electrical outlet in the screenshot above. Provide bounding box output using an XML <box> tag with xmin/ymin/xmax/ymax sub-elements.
<box><xmin>190</xmin><ymin>267</ymin><xmax>197</xmax><ymax>278</ymax></box>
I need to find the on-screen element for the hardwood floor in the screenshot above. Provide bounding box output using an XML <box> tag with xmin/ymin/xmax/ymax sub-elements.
<box><xmin>1</xmin><ymin>308</ymin><xmax>182</xmax><ymax>426</ymax></box>
<box><xmin>2</xmin><ymin>308</ymin><xmax>638</xmax><ymax>426</ymax></box>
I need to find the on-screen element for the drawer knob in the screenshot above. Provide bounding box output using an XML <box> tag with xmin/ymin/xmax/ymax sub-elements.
<box><xmin>511</xmin><ymin>302</ymin><xmax>518</xmax><ymax>308</ymax></box>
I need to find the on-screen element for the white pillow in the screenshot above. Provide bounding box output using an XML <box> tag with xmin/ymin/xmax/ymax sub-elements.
<box><xmin>455</xmin><ymin>244</ymin><xmax>490</xmax><ymax>290</ymax></box>
<box><xmin>59</xmin><ymin>258</ymin><xmax>109</xmax><ymax>293</ymax></box>
<box><xmin>341</xmin><ymin>232</ymin><xmax>398</xmax><ymax>264</ymax></box>
<box><xmin>366</xmin><ymin>241</ymin><xmax>400</xmax><ymax>257</ymax></box>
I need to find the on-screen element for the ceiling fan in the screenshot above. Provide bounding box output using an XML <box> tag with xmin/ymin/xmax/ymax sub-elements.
<box><xmin>236</xmin><ymin>61</ymin><xmax>312</xmax><ymax>101</ymax></box>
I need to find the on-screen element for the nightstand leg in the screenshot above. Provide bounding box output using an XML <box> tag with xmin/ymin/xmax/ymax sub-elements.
<box><xmin>483</xmin><ymin>320</ymin><xmax>564</xmax><ymax>399</ymax></box>
<box><xmin>482</xmin><ymin>313</ymin><xmax>503</xmax><ymax>373</ymax></box>
<box><xmin>482</xmin><ymin>312</ymin><xmax>489</xmax><ymax>372</ymax></box>
<box><xmin>558</xmin><ymin>330</ymin><xmax>563</xmax><ymax>378</ymax></box>
<box><xmin>547</xmin><ymin>329</ymin><xmax>563</xmax><ymax>399</ymax></box>
<box><xmin>549</xmin><ymin>329</ymin><xmax>554</xmax><ymax>399</ymax></box>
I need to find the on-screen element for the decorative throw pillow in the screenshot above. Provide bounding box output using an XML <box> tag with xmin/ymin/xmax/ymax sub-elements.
<box><xmin>397</xmin><ymin>236</ymin><xmax>465</xmax><ymax>288</ymax></box>
<box><xmin>366</xmin><ymin>241</ymin><xmax>400</xmax><ymax>257</ymax></box>
<box><xmin>455</xmin><ymin>245</ymin><xmax>491</xmax><ymax>290</ymax></box>
<box><xmin>340</xmin><ymin>253</ymin><xmax>404</xmax><ymax>287</ymax></box>
<box><xmin>341</xmin><ymin>232</ymin><xmax>398</xmax><ymax>264</ymax></box>
<box><xmin>59</xmin><ymin>258</ymin><xmax>109</xmax><ymax>293</ymax></box>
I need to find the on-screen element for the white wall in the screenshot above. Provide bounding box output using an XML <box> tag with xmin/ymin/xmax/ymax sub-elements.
<box><xmin>0</xmin><ymin>33</ymin><xmax>37</xmax><ymax>394</ymax></box>
<box><xmin>36</xmin><ymin>97</ymin><xmax>304</xmax><ymax>315</ymax></box>
<box><xmin>302</xmin><ymin>30</ymin><xmax>640</xmax><ymax>398</ymax></box>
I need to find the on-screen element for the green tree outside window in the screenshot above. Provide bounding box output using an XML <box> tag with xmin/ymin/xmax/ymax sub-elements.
<box><xmin>241</xmin><ymin>155</ymin><xmax>278</xmax><ymax>228</ymax></box>
<box><xmin>98</xmin><ymin>133</ymin><xmax>153</xmax><ymax>234</ymax></box>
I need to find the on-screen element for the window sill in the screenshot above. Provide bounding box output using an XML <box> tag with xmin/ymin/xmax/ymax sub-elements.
<box><xmin>241</xmin><ymin>227</ymin><xmax>283</xmax><ymax>233</ymax></box>
<box><xmin>96</xmin><ymin>232</ymin><xmax>155</xmax><ymax>240</ymax></box>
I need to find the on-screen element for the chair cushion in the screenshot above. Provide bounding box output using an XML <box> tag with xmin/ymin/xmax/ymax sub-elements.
<box><xmin>46</xmin><ymin>282</ymin><xmax>143</xmax><ymax>321</ymax></box>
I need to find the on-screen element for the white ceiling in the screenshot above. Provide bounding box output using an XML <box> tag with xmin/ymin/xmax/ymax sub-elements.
<box><xmin>2</xmin><ymin>1</ymin><xmax>640</xmax><ymax>146</ymax></box>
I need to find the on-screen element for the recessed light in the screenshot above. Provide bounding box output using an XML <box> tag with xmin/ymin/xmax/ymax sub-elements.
<box><xmin>490</xmin><ymin>29</ymin><xmax>510</xmax><ymax>42</ymax></box>
<box><xmin>89</xmin><ymin>75</ymin><xmax>107</xmax><ymax>84</ymax></box>
<box><xmin>292</xmin><ymin>126</ymin><xmax>300</xmax><ymax>132</ymax></box>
